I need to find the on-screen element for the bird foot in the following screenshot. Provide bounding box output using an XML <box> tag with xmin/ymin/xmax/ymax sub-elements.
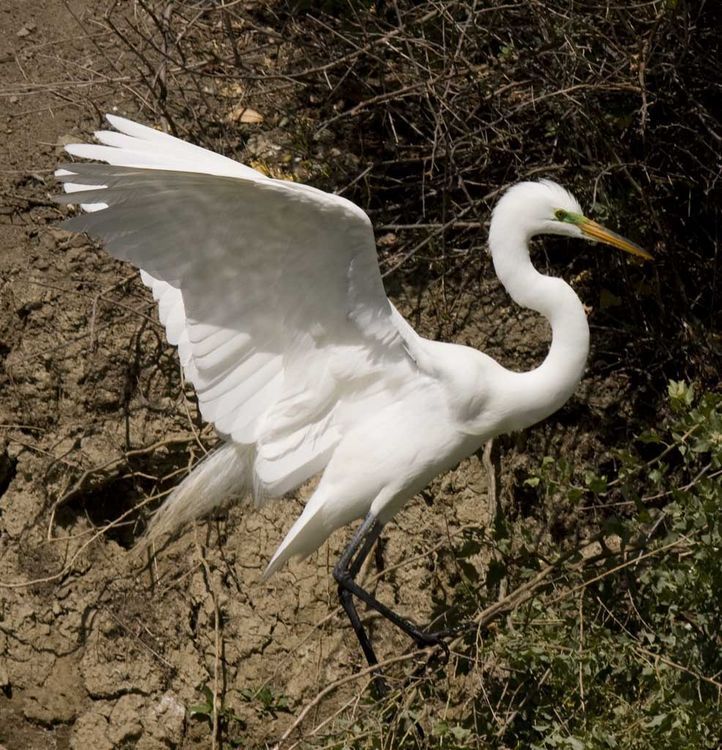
<box><xmin>370</xmin><ymin>671</ymin><xmax>390</xmax><ymax>700</ymax></box>
<box><xmin>413</xmin><ymin>629</ymin><xmax>451</xmax><ymax>662</ymax></box>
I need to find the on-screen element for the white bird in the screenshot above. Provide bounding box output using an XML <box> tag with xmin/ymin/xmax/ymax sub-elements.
<box><xmin>55</xmin><ymin>115</ymin><xmax>650</xmax><ymax>666</ymax></box>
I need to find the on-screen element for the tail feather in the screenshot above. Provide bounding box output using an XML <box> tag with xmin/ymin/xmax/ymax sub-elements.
<box><xmin>137</xmin><ymin>442</ymin><xmax>252</xmax><ymax>552</ymax></box>
<box><xmin>261</xmin><ymin>492</ymin><xmax>328</xmax><ymax>580</ymax></box>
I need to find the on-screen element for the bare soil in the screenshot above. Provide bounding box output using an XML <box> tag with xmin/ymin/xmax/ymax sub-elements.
<box><xmin>0</xmin><ymin>3</ymin><xmax>605</xmax><ymax>748</ymax></box>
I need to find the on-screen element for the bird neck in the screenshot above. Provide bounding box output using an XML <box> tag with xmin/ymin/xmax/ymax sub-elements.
<box><xmin>489</xmin><ymin>225</ymin><xmax>590</xmax><ymax>433</ymax></box>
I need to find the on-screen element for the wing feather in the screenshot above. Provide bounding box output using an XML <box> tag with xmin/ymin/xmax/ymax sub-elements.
<box><xmin>56</xmin><ymin>115</ymin><xmax>421</xmax><ymax>495</ymax></box>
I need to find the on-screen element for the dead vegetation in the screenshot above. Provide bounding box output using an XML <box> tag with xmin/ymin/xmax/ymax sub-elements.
<box><xmin>99</xmin><ymin>0</ymin><xmax>720</xmax><ymax>379</ymax></box>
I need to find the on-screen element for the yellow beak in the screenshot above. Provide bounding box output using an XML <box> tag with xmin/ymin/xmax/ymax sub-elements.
<box><xmin>579</xmin><ymin>218</ymin><xmax>653</xmax><ymax>261</ymax></box>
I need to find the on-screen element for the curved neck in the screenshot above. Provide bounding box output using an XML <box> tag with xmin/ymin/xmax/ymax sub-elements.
<box><xmin>489</xmin><ymin>224</ymin><xmax>589</xmax><ymax>433</ymax></box>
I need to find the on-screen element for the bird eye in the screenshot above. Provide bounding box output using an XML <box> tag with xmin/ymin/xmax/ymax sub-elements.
<box><xmin>554</xmin><ymin>209</ymin><xmax>567</xmax><ymax>221</ymax></box>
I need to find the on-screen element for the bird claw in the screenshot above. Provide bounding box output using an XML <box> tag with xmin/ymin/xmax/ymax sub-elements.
<box><xmin>414</xmin><ymin>630</ymin><xmax>451</xmax><ymax>663</ymax></box>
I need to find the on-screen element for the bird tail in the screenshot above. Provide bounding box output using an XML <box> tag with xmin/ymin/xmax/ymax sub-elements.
<box><xmin>137</xmin><ymin>442</ymin><xmax>252</xmax><ymax>553</ymax></box>
<box><xmin>261</xmin><ymin>491</ymin><xmax>328</xmax><ymax>580</ymax></box>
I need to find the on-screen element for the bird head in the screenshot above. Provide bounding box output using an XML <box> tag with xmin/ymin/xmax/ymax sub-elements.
<box><xmin>492</xmin><ymin>179</ymin><xmax>652</xmax><ymax>261</ymax></box>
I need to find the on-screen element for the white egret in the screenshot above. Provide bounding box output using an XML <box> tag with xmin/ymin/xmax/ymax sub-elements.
<box><xmin>55</xmin><ymin>115</ymin><xmax>650</xmax><ymax>666</ymax></box>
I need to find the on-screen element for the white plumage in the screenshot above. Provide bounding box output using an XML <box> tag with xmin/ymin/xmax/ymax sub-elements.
<box><xmin>55</xmin><ymin>116</ymin><xmax>648</xmax><ymax>628</ymax></box>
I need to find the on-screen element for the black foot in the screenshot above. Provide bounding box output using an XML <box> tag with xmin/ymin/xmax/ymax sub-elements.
<box><xmin>370</xmin><ymin>672</ymin><xmax>390</xmax><ymax>700</ymax></box>
<box><xmin>413</xmin><ymin>629</ymin><xmax>451</xmax><ymax>664</ymax></box>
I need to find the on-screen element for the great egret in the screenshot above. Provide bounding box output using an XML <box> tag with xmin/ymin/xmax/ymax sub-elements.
<box><xmin>55</xmin><ymin>115</ymin><xmax>650</xmax><ymax>667</ymax></box>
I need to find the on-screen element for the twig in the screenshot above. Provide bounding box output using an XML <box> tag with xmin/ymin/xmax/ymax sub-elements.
<box><xmin>272</xmin><ymin>648</ymin><xmax>433</xmax><ymax>750</ymax></box>
<box><xmin>195</xmin><ymin>534</ymin><xmax>223</xmax><ymax>750</ymax></box>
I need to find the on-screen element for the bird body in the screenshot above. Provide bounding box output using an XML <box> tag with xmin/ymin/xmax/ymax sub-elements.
<box><xmin>56</xmin><ymin>115</ymin><xmax>649</xmax><ymax>662</ymax></box>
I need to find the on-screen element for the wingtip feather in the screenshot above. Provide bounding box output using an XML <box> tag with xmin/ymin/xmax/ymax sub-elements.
<box><xmin>105</xmin><ymin>113</ymin><xmax>135</xmax><ymax>132</ymax></box>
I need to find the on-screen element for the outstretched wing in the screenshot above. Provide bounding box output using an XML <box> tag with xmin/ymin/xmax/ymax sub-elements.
<box><xmin>56</xmin><ymin>115</ymin><xmax>421</xmax><ymax>496</ymax></box>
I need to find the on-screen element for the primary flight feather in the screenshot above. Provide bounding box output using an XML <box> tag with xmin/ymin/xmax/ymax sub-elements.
<box><xmin>56</xmin><ymin>114</ymin><xmax>649</xmax><ymax>666</ymax></box>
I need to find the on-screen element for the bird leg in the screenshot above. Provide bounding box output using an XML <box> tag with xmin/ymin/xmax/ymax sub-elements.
<box><xmin>334</xmin><ymin>514</ymin><xmax>388</xmax><ymax>695</ymax></box>
<box><xmin>333</xmin><ymin>512</ymin><xmax>450</xmax><ymax>672</ymax></box>
<box><xmin>335</xmin><ymin>515</ymin><xmax>384</xmax><ymax>664</ymax></box>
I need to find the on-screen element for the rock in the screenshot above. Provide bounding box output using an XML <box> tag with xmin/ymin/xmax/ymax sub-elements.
<box><xmin>226</xmin><ymin>105</ymin><xmax>263</xmax><ymax>124</ymax></box>
<box><xmin>17</xmin><ymin>24</ymin><xmax>36</xmax><ymax>38</ymax></box>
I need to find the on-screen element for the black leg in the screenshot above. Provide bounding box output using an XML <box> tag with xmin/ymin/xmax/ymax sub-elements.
<box><xmin>334</xmin><ymin>514</ymin><xmax>388</xmax><ymax>696</ymax></box>
<box><xmin>339</xmin><ymin>587</ymin><xmax>380</xmax><ymax>667</ymax></box>
<box><xmin>333</xmin><ymin>513</ymin><xmax>451</xmax><ymax>666</ymax></box>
